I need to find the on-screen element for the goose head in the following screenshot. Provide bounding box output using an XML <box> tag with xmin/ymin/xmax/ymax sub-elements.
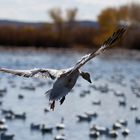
<box><xmin>80</xmin><ymin>72</ymin><xmax>92</xmax><ymax>83</ymax></box>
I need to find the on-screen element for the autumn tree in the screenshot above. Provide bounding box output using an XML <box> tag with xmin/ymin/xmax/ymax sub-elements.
<box><xmin>129</xmin><ymin>4</ymin><xmax>140</xmax><ymax>26</ymax></box>
<box><xmin>95</xmin><ymin>3</ymin><xmax>139</xmax><ymax>46</ymax></box>
<box><xmin>94</xmin><ymin>8</ymin><xmax>119</xmax><ymax>45</ymax></box>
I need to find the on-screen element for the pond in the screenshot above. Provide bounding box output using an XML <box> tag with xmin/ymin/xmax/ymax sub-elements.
<box><xmin>0</xmin><ymin>49</ymin><xmax>140</xmax><ymax>140</ymax></box>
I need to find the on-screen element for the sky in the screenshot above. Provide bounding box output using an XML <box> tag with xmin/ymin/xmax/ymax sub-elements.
<box><xmin>0</xmin><ymin>0</ymin><xmax>138</xmax><ymax>22</ymax></box>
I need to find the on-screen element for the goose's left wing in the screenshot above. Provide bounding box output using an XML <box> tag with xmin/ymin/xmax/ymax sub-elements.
<box><xmin>72</xmin><ymin>27</ymin><xmax>126</xmax><ymax>71</ymax></box>
<box><xmin>0</xmin><ymin>68</ymin><xmax>63</xmax><ymax>80</ymax></box>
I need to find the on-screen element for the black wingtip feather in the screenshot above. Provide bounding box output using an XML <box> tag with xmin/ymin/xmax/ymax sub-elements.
<box><xmin>102</xmin><ymin>27</ymin><xmax>127</xmax><ymax>47</ymax></box>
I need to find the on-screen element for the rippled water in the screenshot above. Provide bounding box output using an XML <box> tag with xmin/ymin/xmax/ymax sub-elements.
<box><xmin>0</xmin><ymin>49</ymin><xmax>140</xmax><ymax>140</ymax></box>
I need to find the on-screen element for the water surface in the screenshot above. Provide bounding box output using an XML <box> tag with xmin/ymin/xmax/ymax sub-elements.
<box><xmin>0</xmin><ymin>49</ymin><xmax>140</xmax><ymax>140</ymax></box>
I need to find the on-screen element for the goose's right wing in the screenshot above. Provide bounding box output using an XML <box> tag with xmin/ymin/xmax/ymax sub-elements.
<box><xmin>0</xmin><ymin>68</ymin><xmax>63</xmax><ymax>80</ymax></box>
<box><xmin>71</xmin><ymin>27</ymin><xmax>126</xmax><ymax>71</ymax></box>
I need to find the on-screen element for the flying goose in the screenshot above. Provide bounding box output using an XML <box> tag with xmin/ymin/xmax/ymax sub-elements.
<box><xmin>0</xmin><ymin>27</ymin><xmax>126</xmax><ymax>110</ymax></box>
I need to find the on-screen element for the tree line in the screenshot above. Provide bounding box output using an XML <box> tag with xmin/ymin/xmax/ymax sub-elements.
<box><xmin>96</xmin><ymin>3</ymin><xmax>140</xmax><ymax>49</ymax></box>
<box><xmin>0</xmin><ymin>3</ymin><xmax>139</xmax><ymax>49</ymax></box>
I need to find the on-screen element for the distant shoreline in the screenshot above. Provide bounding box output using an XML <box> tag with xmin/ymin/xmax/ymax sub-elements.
<box><xmin>0</xmin><ymin>45</ymin><xmax>96</xmax><ymax>53</ymax></box>
<box><xmin>0</xmin><ymin>46</ymin><xmax>140</xmax><ymax>56</ymax></box>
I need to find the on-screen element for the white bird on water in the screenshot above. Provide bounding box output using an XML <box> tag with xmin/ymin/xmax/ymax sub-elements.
<box><xmin>0</xmin><ymin>27</ymin><xmax>126</xmax><ymax>110</ymax></box>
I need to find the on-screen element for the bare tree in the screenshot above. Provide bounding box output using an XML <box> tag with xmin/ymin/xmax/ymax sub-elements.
<box><xmin>48</xmin><ymin>8</ymin><xmax>78</xmax><ymax>46</ymax></box>
<box><xmin>66</xmin><ymin>8</ymin><xmax>77</xmax><ymax>23</ymax></box>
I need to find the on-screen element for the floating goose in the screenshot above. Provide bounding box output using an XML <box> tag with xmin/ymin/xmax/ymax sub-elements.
<box><xmin>90</xmin><ymin>125</ymin><xmax>109</xmax><ymax>135</ymax></box>
<box><xmin>77</xmin><ymin>114</ymin><xmax>92</xmax><ymax>122</ymax></box>
<box><xmin>30</xmin><ymin>123</ymin><xmax>40</xmax><ymax>130</ymax></box>
<box><xmin>18</xmin><ymin>94</ymin><xmax>24</xmax><ymax>99</ymax></box>
<box><xmin>135</xmin><ymin>116</ymin><xmax>140</xmax><ymax>124</ymax></box>
<box><xmin>0</xmin><ymin>124</ymin><xmax>8</xmax><ymax>131</ymax></box>
<box><xmin>1</xmin><ymin>133</ymin><xmax>14</xmax><ymax>140</ymax></box>
<box><xmin>14</xmin><ymin>112</ymin><xmax>26</xmax><ymax>120</ymax></box>
<box><xmin>40</xmin><ymin>124</ymin><xmax>53</xmax><ymax>134</ymax></box>
<box><xmin>0</xmin><ymin>88</ymin><xmax>7</xmax><ymax>94</ymax></box>
<box><xmin>112</xmin><ymin>122</ymin><xmax>122</xmax><ymax>130</ymax></box>
<box><xmin>56</xmin><ymin>117</ymin><xmax>65</xmax><ymax>130</ymax></box>
<box><xmin>0</xmin><ymin>118</ymin><xmax>6</xmax><ymax>125</ymax></box>
<box><xmin>0</xmin><ymin>28</ymin><xmax>126</xmax><ymax>110</ymax></box>
<box><xmin>89</xmin><ymin>131</ymin><xmax>100</xmax><ymax>138</ymax></box>
<box><xmin>117</xmin><ymin>119</ymin><xmax>128</xmax><ymax>127</ymax></box>
<box><xmin>85</xmin><ymin>112</ymin><xmax>98</xmax><ymax>118</ymax></box>
<box><xmin>122</xmin><ymin>128</ymin><xmax>130</xmax><ymax>137</ymax></box>
<box><xmin>54</xmin><ymin>133</ymin><xmax>66</xmax><ymax>140</ymax></box>
<box><xmin>108</xmin><ymin>130</ymin><xmax>118</xmax><ymax>138</ymax></box>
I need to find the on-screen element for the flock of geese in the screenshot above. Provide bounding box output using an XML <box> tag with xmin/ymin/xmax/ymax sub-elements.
<box><xmin>0</xmin><ymin>73</ymin><xmax>140</xmax><ymax>140</ymax></box>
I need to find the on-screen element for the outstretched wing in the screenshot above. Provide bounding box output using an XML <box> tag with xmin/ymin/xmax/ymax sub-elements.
<box><xmin>0</xmin><ymin>68</ymin><xmax>63</xmax><ymax>80</ymax></box>
<box><xmin>72</xmin><ymin>27</ymin><xmax>126</xmax><ymax>71</ymax></box>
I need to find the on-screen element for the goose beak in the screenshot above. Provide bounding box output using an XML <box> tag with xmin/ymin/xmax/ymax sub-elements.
<box><xmin>80</xmin><ymin>72</ymin><xmax>92</xmax><ymax>83</ymax></box>
<box><xmin>88</xmin><ymin>78</ymin><xmax>92</xmax><ymax>83</ymax></box>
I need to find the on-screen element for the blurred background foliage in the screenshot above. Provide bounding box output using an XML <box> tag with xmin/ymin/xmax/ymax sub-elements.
<box><xmin>96</xmin><ymin>3</ymin><xmax>140</xmax><ymax>49</ymax></box>
<box><xmin>0</xmin><ymin>3</ymin><xmax>139</xmax><ymax>49</ymax></box>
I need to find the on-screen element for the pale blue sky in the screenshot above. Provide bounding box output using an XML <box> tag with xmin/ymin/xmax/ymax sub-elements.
<box><xmin>0</xmin><ymin>0</ymin><xmax>138</xmax><ymax>22</ymax></box>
